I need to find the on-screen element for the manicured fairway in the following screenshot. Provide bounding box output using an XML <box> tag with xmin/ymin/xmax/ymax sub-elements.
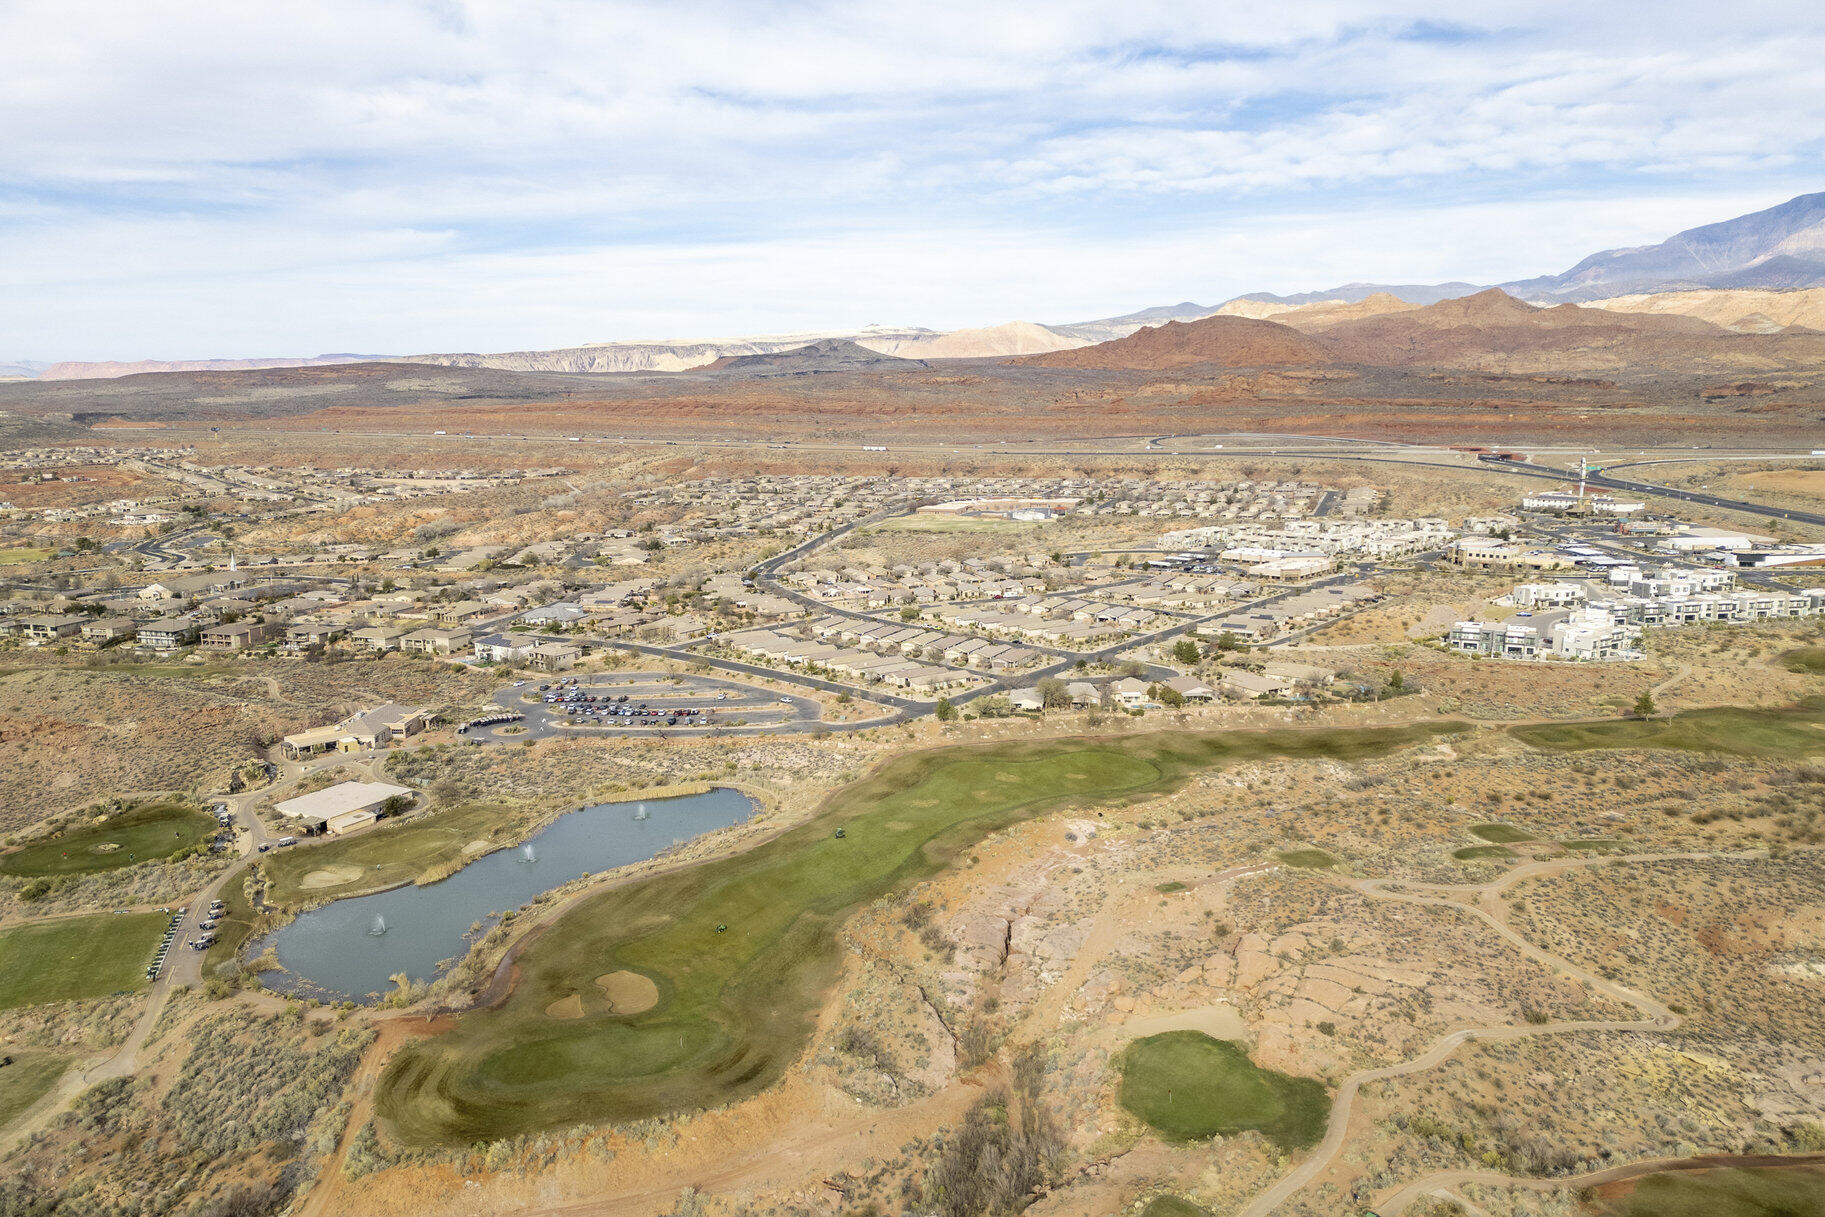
<box><xmin>1276</xmin><ymin>849</ymin><xmax>1338</xmax><ymax>869</ymax></box>
<box><xmin>1595</xmin><ymin>1166</ymin><xmax>1825</xmax><ymax>1217</ymax></box>
<box><xmin>0</xmin><ymin>1051</ymin><xmax>73</xmax><ymax>1127</ymax></box>
<box><xmin>0</xmin><ymin>548</ymin><xmax>52</xmax><ymax>565</ymax></box>
<box><xmin>0</xmin><ymin>912</ymin><xmax>166</xmax><ymax>1009</ymax></box>
<box><xmin>0</xmin><ymin>803</ymin><xmax>216</xmax><ymax>878</ymax></box>
<box><xmin>1513</xmin><ymin>700</ymin><xmax>1825</xmax><ymax>760</ymax></box>
<box><xmin>1117</xmin><ymin>1030</ymin><xmax>1328</xmax><ymax>1150</ymax></box>
<box><xmin>377</xmin><ymin>721</ymin><xmax>1457</xmax><ymax>1145</ymax></box>
<box><xmin>1453</xmin><ymin>844</ymin><xmax>1515</xmax><ymax>861</ymax></box>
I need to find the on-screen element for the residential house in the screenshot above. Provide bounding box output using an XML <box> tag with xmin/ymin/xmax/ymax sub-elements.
<box><xmin>80</xmin><ymin>617</ymin><xmax>137</xmax><ymax>645</ymax></box>
<box><xmin>401</xmin><ymin>627</ymin><xmax>472</xmax><ymax>656</ymax></box>
<box><xmin>138</xmin><ymin>617</ymin><xmax>199</xmax><ymax>650</ymax></box>
<box><xmin>200</xmin><ymin>621</ymin><xmax>274</xmax><ymax>652</ymax></box>
<box><xmin>20</xmin><ymin>614</ymin><xmax>83</xmax><ymax>642</ymax></box>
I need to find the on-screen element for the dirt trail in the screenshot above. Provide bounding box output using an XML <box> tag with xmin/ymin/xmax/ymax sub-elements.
<box><xmin>1375</xmin><ymin>1150</ymin><xmax>1825</xmax><ymax>1215</ymax></box>
<box><xmin>296</xmin><ymin>1017</ymin><xmax>444</xmax><ymax>1217</ymax></box>
<box><xmin>1236</xmin><ymin>848</ymin><xmax>1763</xmax><ymax>1217</ymax></box>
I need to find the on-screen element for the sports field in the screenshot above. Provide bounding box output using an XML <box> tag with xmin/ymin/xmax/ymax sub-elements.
<box><xmin>1117</xmin><ymin>1030</ymin><xmax>1328</xmax><ymax>1150</ymax></box>
<box><xmin>1513</xmin><ymin>700</ymin><xmax>1825</xmax><ymax>759</ymax></box>
<box><xmin>0</xmin><ymin>803</ymin><xmax>216</xmax><ymax>877</ymax></box>
<box><xmin>0</xmin><ymin>548</ymin><xmax>52</xmax><ymax>565</ymax></box>
<box><xmin>376</xmin><ymin>721</ymin><xmax>1455</xmax><ymax>1145</ymax></box>
<box><xmin>0</xmin><ymin>912</ymin><xmax>165</xmax><ymax>1009</ymax></box>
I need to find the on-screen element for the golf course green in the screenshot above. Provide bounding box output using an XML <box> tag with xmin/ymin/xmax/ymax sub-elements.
<box><xmin>0</xmin><ymin>802</ymin><xmax>216</xmax><ymax>877</ymax></box>
<box><xmin>1117</xmin><ymin>1030</ymin><xmax>1328</xmax><ymax>1150</ymax></box>
<box><xmin>376</xmin><ymin>721</ymin><xmax>1457</xmax><ymax>1145</ymax></box>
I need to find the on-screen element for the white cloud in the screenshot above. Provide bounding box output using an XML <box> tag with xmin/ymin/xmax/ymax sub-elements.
<box><xmin>1</xmin><ymin>0</ymin><xmax>1821</xmax><ymax>357</ymax></box>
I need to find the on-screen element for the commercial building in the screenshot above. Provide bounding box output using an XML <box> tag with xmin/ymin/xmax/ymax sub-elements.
<box><xmin>274</xmin><ymin>780</ymin><xmax>414</xmax><ymax>835</ymax></box>
<box><xmin>280</xmin><ymin>704</ymin><xmax>432</xmax><ymax>758</ymax></box>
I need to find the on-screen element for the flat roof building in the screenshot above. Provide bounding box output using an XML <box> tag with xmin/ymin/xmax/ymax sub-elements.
<box><xmin>274</xmin><ymin>780</ymin><xmax>414</xmax><ymax>834</ymax></box>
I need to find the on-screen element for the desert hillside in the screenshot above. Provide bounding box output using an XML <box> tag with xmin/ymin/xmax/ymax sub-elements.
<box><xmin>1583</xmin><ymin>287</ymin><xmax>1825</xmax><ymax>333</ymax></box>
<box><xmin>1013</xmin><ymin>314</ymin><xmax>1333</xmax><ymax>370</ymax></box>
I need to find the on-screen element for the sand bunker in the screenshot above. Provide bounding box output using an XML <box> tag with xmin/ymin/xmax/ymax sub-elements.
<box><xmin>545</xmin><ymin>994</ymin><xmax>584</xmax><ymax>1020</ymax></box>
<box><xmin>461</xmin><ymin>839</ymin><xmax>493</xmax><ymax>856</ymax></box>
<box><xmin>299</xmin><ymin>865</ymin><xmax>365</xmax><ymax>890</ymax></box>
<box><xmin>594</xmin><ymin>970</ymin><xmax>659</xmax><ymax>1015</ymax></box>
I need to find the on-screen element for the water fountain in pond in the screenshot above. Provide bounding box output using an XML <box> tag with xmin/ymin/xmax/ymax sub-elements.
<box><xmin>521</xmin><ymin>844</ymin><xmax>537</xmax><ymax>863</ymax></box>
<box><xmin>633</xmin><ymin>805</ymin><xmax>649</xmax><ymax>821</ymax></box>
<box><xmin>369</xmin><ymin>914</ymin><xmax>387</xmax><ymax>936</ymax></box>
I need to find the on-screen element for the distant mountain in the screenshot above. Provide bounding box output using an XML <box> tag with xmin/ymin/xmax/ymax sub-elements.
<box><xmin>1267</xmin><ymin>293</ymin><xmax>1422</xmax><ymax>330</ymax></box>
<box><xmin>1501</xmin><ymin>192</ymin><xmax>1825</xmax><ymax>300</ymax></box>
<box><xmin>1050</xmin><ymin>302</ymin><xmax>1221</xmax><ymax>344</ymax></box>
<box><xmin>0</xmin><ymin>359</ymin><xmax>52</xmax><ymax>379</ymax></box>
<box><xmin>39</xmin><ymin>354</ymin><xmax>382</xmax><ymax>381</ymax></box>
<box><xmin>1314</xmin><ymin>286</ymin><xmax>1825</xmax><ymax>373</ymax></box>
<box><xmin>1580</xmin><ymin>287</ymin><xmax>1825</xmax><ymax>334</ymax></box>
<box><xmin>702</xmin><ymin>339</ymin><xmax>927</xmax><ymax>376</ymax></box>
<box><xmin>857</xmin><ymin>320</ymin><xmax>1087</xmax><ymax>359</ymax></box>
<box><xmin>415</xmin><ymin>325</ymin><xmax>933</xmax><ymax>375</ymax></box>
<box><xmin>1013</xmin><ymin>315</ymin><xmax>1330</xmax><ymax>371</ymax></box>
<box><xmin>1234</xmin><ymin>282</ymin><xmax>1484</xmax><ymax>307</ymax></box>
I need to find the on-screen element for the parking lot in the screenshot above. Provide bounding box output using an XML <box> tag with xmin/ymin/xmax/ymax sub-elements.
<box><xmin>464</xmin><ymin>673</ymin><xmax>822</xmax><ymax>741</ymax></box>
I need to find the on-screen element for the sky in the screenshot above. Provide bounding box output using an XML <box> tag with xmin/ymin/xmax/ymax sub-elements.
<box><xmin>3</xmin><ymin>0</ymin><xmax>1823</xmax><ymax>360</ymax></box>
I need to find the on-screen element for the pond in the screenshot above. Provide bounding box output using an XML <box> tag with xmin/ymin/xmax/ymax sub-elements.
<box><xmin>258</xmin><ymin>787</ymin><xmax>757</xmax><ymax>1001</ymax></box>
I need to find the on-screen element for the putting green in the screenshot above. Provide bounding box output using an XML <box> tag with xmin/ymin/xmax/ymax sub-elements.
<box><xmin>377</xmin><ymin>722</ymin><xmax>1457</xmax><ymax>1145</ymax></box>
<box><xmin>1117</xmin><ymin>1030</ymin><xmax>1328</xmax><ymax>1150</ymax></box>
<box><xmin>0</xmin><ymin>803</ymin><xmax>216</xmax><ymax>877</ymax></box>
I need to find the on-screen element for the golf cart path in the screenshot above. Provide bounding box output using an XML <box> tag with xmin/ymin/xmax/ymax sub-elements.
<box><xmin>1235</xmin><ymin>847</ymin><xmax>1763</xmax><ymax>1217</ymax></box>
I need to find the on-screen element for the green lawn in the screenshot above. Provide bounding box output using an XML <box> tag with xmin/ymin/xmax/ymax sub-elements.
<box><xmin>1779</xmin><ymin>648</ymin><xmax>1825</xmax><ymax>675</ymax></box>
<box><xmin>262</xmin><ymin>802</ymin><xmax>521</xmax><ymax>907</ymax></box>
<box><xmin>1513</xmin><ymin>700</ymin><xmax>1825</xmax><ymax>760</ymax></box>
<box><xmin>1117</xmin><ymin>1031</ymin><xmax>1328</xmax><ymax>1150</ymax></box>
<box><xmin>1469</xmin><ymin>822</ymin><xmax>1537</xmax><ymax>844</ymax></box>
<box><xmin>1594</xmin><ymin>1166</ymin><xmax>1825</xmax><ymax>1217</ymax></box>
<box><xmin>0</xmin><ymin>1051</ymin><xmax>73</xmax><ymax>1127</ymax></box>
<box><xmin>1276</xmin><ymin>849</ymin><xmax>1339</xmax><ymax>869</ymax></box>
<box><xmin>1453</xmin><ymin>844</ymin><xmax>1515</xmax><ymax>861</ymax></box>
<box><xmin>376</xmin><ymin>721</ymin><xmax>1457</xmax><ymax>1146</ymax></box>
<box><xmin>0</xmin><ymin>548</ymin><xmax>52</xmax><ymax>565</ymax></box>
<box><xmin>1561</xmin><ymin>838</ymin><xmax>1627</xmax><ymax>852</ymax></box>
<box><xmin>0</xmin><ymin>912</ymin><xmax>166</xmax><ymax>1009</ymax></box>
<box><xmin>0</xmin><ymin>803</ymin><xmax>216</xmax><ymax>878</ymax></box>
